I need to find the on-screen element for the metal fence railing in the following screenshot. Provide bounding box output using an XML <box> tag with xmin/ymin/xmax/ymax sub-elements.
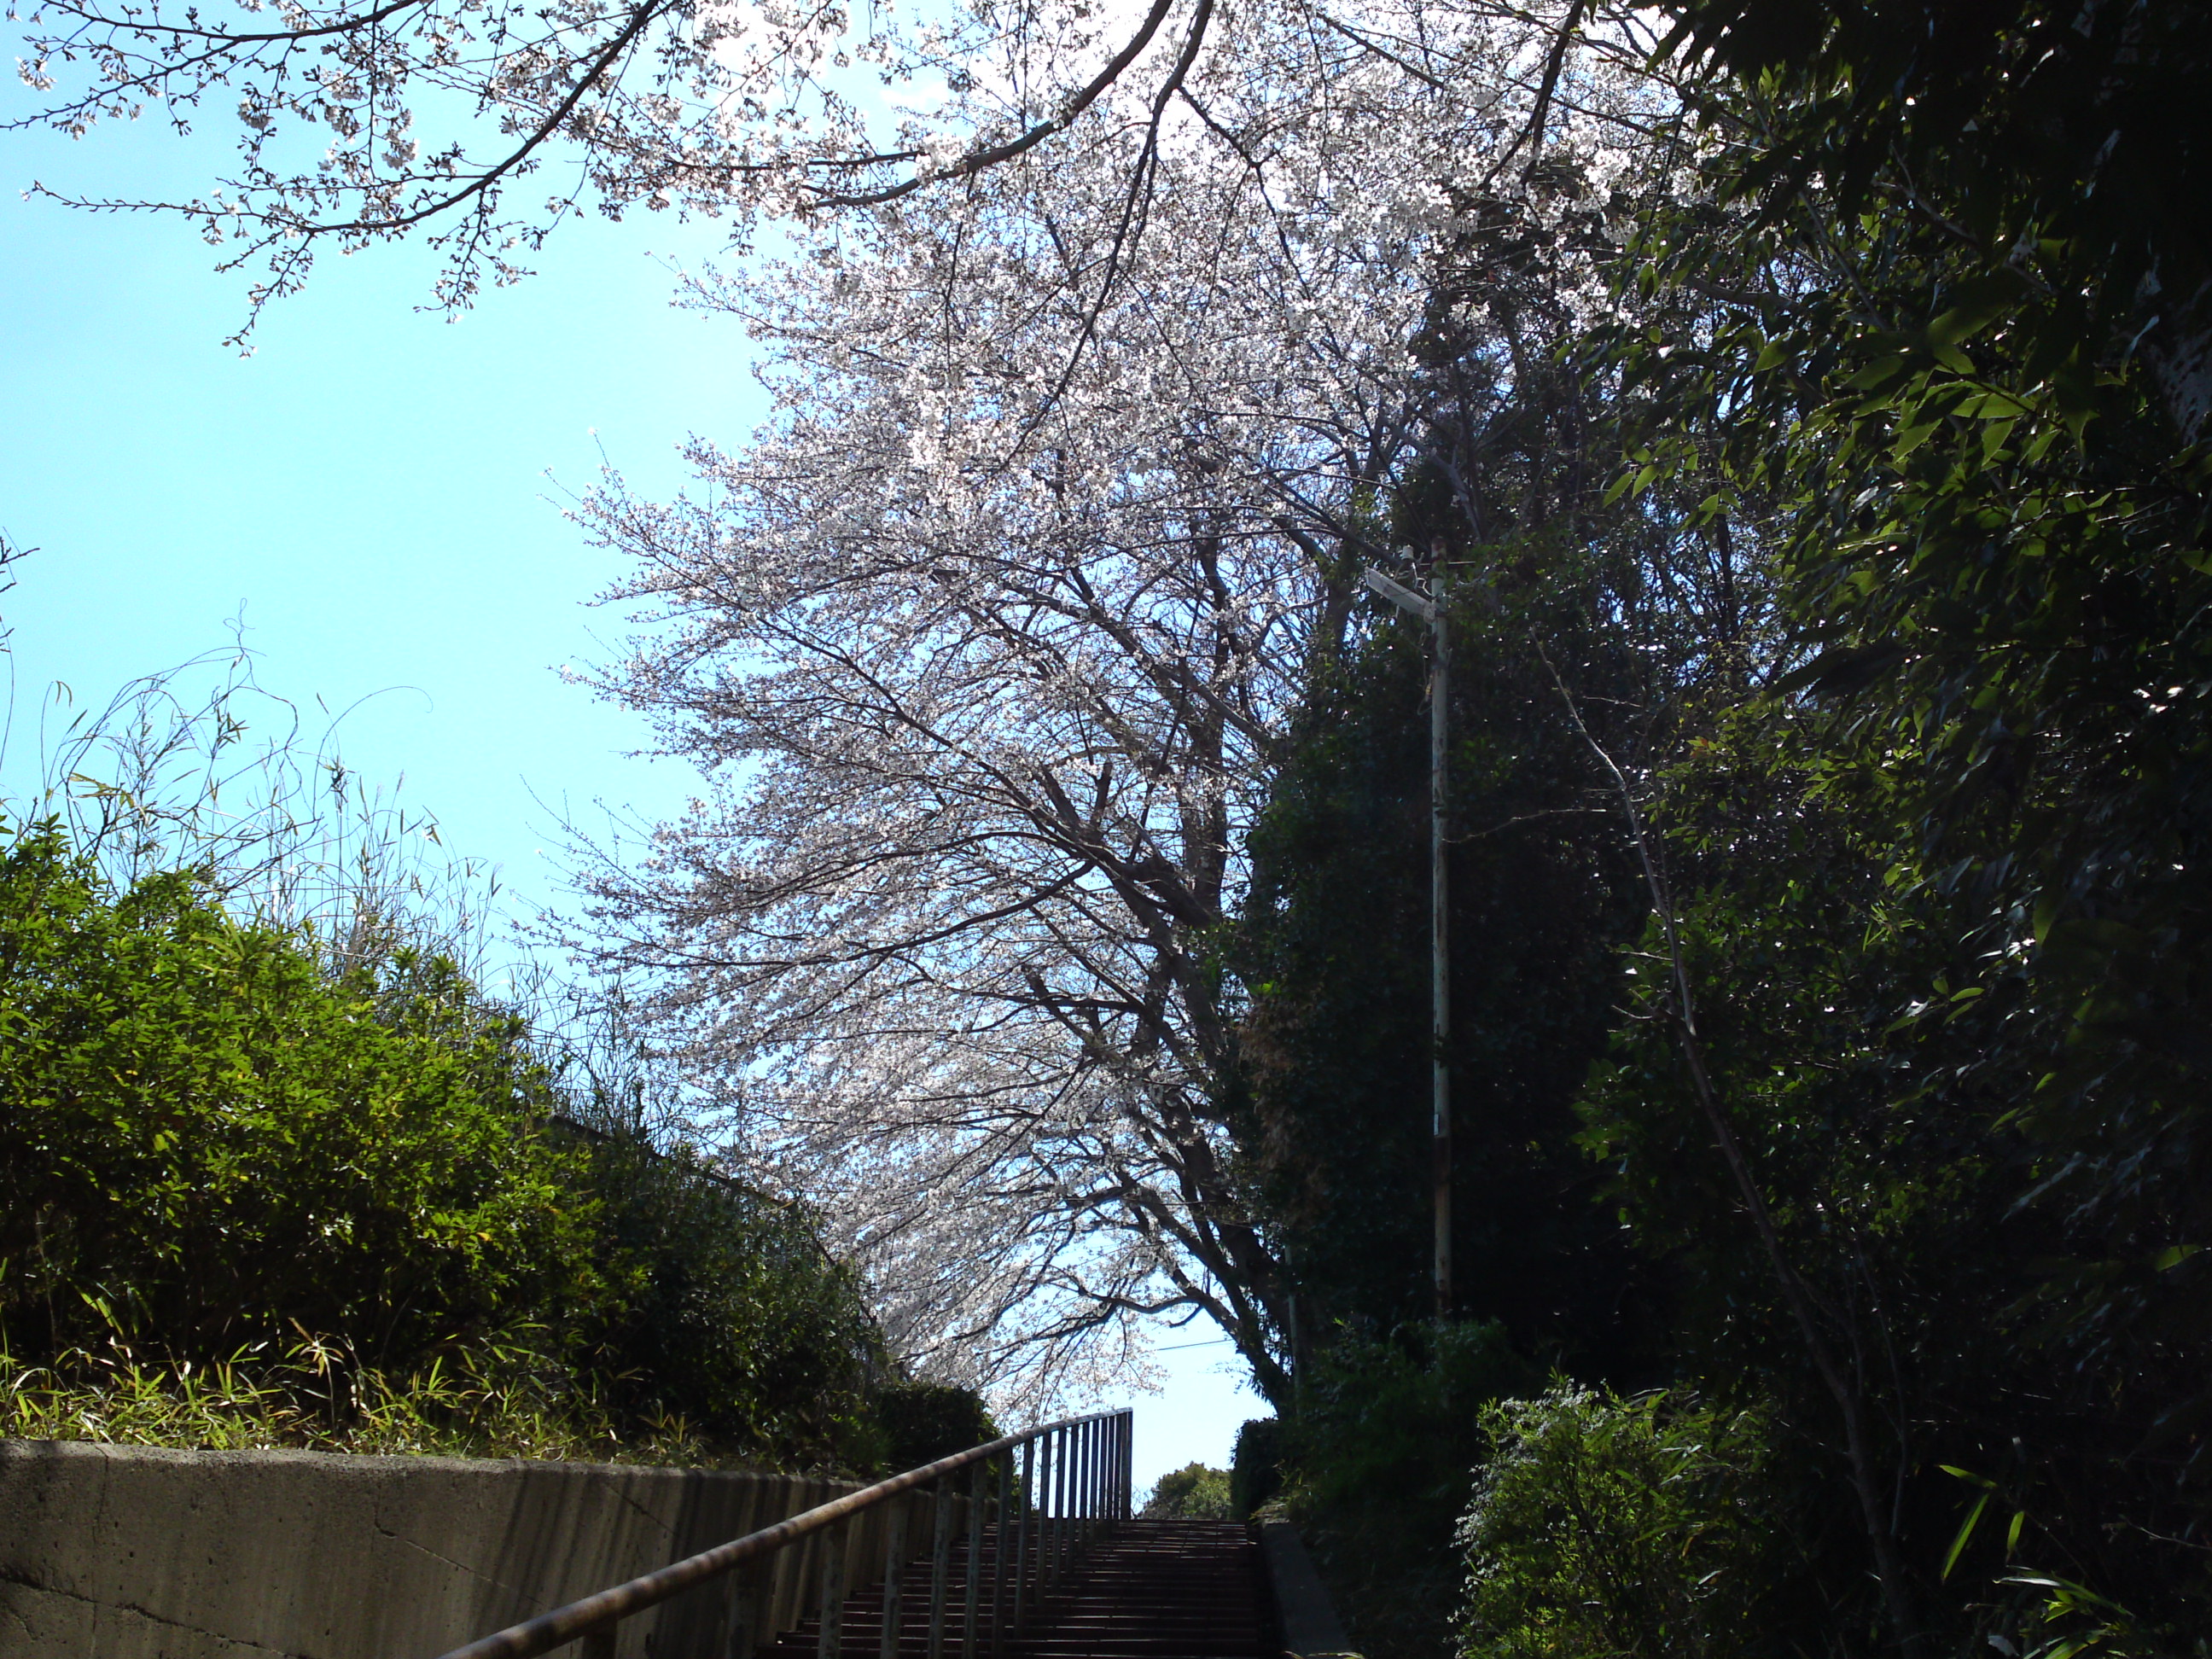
<box><xmin>433</xmin><ymin>1407</ymin><xmax>1134</xmax><ymax>1659</ymax></box>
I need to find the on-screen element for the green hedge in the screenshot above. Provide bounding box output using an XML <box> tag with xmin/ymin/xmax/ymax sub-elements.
<box><xmin>0</xmin><ymin>819</ymin><xmax>896</xmax><ymax>1468</ymax></box>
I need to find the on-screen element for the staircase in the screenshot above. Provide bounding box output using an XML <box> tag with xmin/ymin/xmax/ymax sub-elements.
<box><xmin>762</xmin><ymin>1520</ymin><xmax>1277</xmax><ymax>1659</ymax></box>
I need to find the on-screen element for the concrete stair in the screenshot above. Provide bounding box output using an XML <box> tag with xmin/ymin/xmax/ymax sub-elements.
<box><xmin>762</xmin><ymin>1519</ymin><xmax>1276</xmax><ymax>1659</ymax></box>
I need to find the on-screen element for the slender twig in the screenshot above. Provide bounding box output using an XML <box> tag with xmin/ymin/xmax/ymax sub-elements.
<box><xmin>805</xmin><ymin>0</ymin><xmax>1190</xmax><ymax>208</ymax></box>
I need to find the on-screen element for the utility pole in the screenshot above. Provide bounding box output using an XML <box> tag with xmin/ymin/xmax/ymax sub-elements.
<box><xmin>1361</xmin><ymin>556</ymin><xmax>1451</xmax><ymax>1318</ymax></box>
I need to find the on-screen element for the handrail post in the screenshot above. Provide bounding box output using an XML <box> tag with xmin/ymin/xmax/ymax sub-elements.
<box><xmin>879</xmin><ymin>1500</ymin><xmax>907</xmax><ymax>1659</ymax></box>
<box><xmin>1040</xmin><ymin>1431</ymin><xmax>1055</xmax><ymax>1593</ymax></box>
<box><xmin>961</xmin><ymin>1458</ymin><xmax>984</xmax><ymax>1659</ymax></box>
<box><xmin>1107</xmin><ymin>1415</ymin><xmax>1117</xmax><ymax>1522</ymax></box>
<box><xmin>1109</xmin><ymin>1413</ymin><xmax>1119</xmax><ymax>1520</ymax></box>
<box><xmin>1033</xmin><ymin>1432</ymin><xmax>1049</xmax><ymax>1600</ymax></box>
<box><xmin>1123</xmin><ymin>1410</ymin><xmax>1133</xmax><ymax>1519</ymax></box>
<box><xmin>1048</xmin><ymin>1427</ymin><xmax>1061</xmax><ymax>1591</ymax></box>
<box><xmin>817</xmin><ymin>1521</ymin><xmax>847</xmax><ymax>1659</ymax></box>
<box><xmin>728</xmin><ymin>1569</ymin><xmax>761</xmax><ymax>1659</ymax></box>
<box><xmin>1047</xmin><ymin>1427</ymin><xmax>1058</xmax><ymax>1586</ymax></box>
<box><xmin>1031</xmin><ymin>1431</ymin><xmax>1046</xmax><ymax>1603</ymax></box>
<box><xmin>1062</xmin><ymin>1433</ymin><xmax>1079</xmax><ymax>1583</ymax></box>
<box><xmin>1013</xmin><ymin>1437</ymin><xmax>1033</xmax><ymax>1629</ymax></box>
<box><xmin>990</xmin><ymin>1452</ymin><xmax>1010</xmax><ymax>1656</ymax></box>
<box><xmin>1079</xmin><ymin>1424</ymin><xmax>1097</xmax><ymax>1557</ymax></box>
<box><xmin>927</xmin><ymin>1476</ymin><xmax>953</xmax><ymax>1659</ymax></box>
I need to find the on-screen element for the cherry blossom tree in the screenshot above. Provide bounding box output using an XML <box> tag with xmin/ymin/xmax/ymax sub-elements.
<box><xmin>558</xmin><ymin>1</ymin><xmax>1671</xmax><ymax>1406</ymax></box>
<box><xmin>12</xmin><ymin>0</ymin><xmax>1676</xmax><ymax>1400</ymax></box>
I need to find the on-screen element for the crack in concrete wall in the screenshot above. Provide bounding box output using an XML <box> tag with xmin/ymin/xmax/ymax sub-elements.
<box><xmin>0</xmin><ymin>1441</ymin><xmax>925</xmax><ymax>1659</ymax></box>
<box><xmin>6</xmin><ymin>1569</ymin><xmax>298</xmax><ymax>1656</ymax></box>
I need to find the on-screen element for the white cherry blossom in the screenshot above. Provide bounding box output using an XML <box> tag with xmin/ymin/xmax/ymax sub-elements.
<box><xmin>559</xmin><ymin>0</ymin><xmax>1674</xmax><ymax>1406</ymax></box>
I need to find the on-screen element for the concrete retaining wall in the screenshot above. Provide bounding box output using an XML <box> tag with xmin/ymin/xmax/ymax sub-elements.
<box><xmin>0</xmin><ymin>1438</ymin><xmax>934</xmax><ymax>1659</ymax></box>
<box><xmin>1256</xmin><ymin>1520</ymin><xmax>1357</xmax><ymax>1659</ymax></box>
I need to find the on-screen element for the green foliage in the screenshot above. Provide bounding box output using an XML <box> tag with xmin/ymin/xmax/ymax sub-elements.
<box><xmin>869</xmin><ymin>1379</ymin><xmax>998</xmax><ymax>1472</ymax></box>
<box><xmin>0</xmin><ymin>815</ymin><xmax>893</xmax><ymax>1470</ymax></box>
<box><xmin>1247</xmin><ymin>28</ymin><xmax>2212</xmax><ymax>1629</ymax></box>
<box><xmin>1236</xmin><ymin>623</ymin><xmax>1435</xmax><ymax>1334</ymax></box>
<box><xmin>1230</xmin><ymin>1416</ymin><xmax>1283</xmax><ymax>1519</ymax></box>
<box><xmin>1228</xmin><ymin>7</ymin><xmax>2212</xmax><ymax>1650</ymax></box>
<box><xmin>0</xmin><ymin>819</ymin><xmax>585</xmax><ymax>1367</ymax></box>
<box><xmin>565</xmin><ymin>1128</ymin><xmax>888</xmax><ymax>1464</ymax></box>
<box><xmin>1657</xmin><ymin>0</ymin><xmax>2212</xmax><ymax>438</ymax></box>
<box><xmin>0</xmin><ymin>1340</ymin><xmax>716</xmax><ymax>1464</ymax></box>
<box><xmin>1546</xmin><ymin>5</ymin><xmax>2212</xmax><ymax>1642</ymax></box>
<box><xmin>1576</xmin><ymin>711</ymin><xmax>2212</xmax><ymax>1650</ymax></box>
<box><xmin>1613</xmin><ymin>0</ymin><xmax>2212</xmax><ymax>1420</ymax></box>
<box><xmin>1991</xmin><ymin>1574</ymin><xmax>2163</xmax><ymax>1659</ymax></box>
<box><xmin>1574</xmin><ymin>719</ymin><xmax>1975</xmax><ymax>1427</ymax></box>
<box><xmin>1237</xmin><ymin>555</ymin><xmax>1669</xmax><ymax>1373</ymax></box>
<box><xmin>1282</xmin><ymin>1323</ymin><xmax>1542</xmax><ymax>1659</ymax></box>
<box><xmin>1291</xmin><ymin>1322</ymin><xmax>1538</xmax><ymax>1524</ymax></box>
<box><xmin>1458</xmin><ymin>1388</ymin><xmax>1790</xmax><ymax>1659</ymax></box>
<box><xmin>1142</xmin><ymin>1462</ymin><xmax>1233</xmax><ymax>1521</ymax></box>
<box><xmin>1235</xmin><ymin>243</ymin><xmax>1755</xmax><ymax>1656</ymax></box>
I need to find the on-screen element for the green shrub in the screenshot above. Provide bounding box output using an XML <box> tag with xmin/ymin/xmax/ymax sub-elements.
<box><xmin>0</xmin><ymin>823</ymin><xmax>587</xmax><ymax>1368</ymax></box>
<box><xmin>1293</xmin><ymin>1322</ymin><xmax>1540</xmax><ymax>1522</ymax></box>
<box><xmin>1458</xmin><ymin>1388</ymin><xmax>1787</xmax><ymax>1659</ymax></box>
<box><xmin>0</xmin><ymin>1341</ymin><xmax>713</xmax><ymax>1464</ymax></box>
<box><xmin>566</xmin><ymin>1129</ymin><xmax>887</xmax><ymax>1465</ymax></box>
<box><xmin>870</xmin><ymin>1379</ymin><xmax>998</xmax><ymax>1471</ymax></box>
<box><xmin>1232</xmin><ymin>1417</ymin><xmax>1283</xmax><ymax>1517</ymax></box>
<box><xmin>1283</xmin><ymin>1320</ymin><xmax>1542</xmax><ymax>1659</ymax></box>
<box><xmin>0</xmin><ymin>818</ymin><xmax>891</xmax><ymax>1470</ymax></box>
<box><xmin>1144</xmin><ymin>1462</ymin><xmax>1234</xmax><ymax>1519</ymax></box>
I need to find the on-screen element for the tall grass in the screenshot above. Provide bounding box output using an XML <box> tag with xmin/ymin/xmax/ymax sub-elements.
<box><xmin>0</xmin><ymin>1335</ymin><xmax>729</xmax><ymax>1466</ymax></box>
<box><xmin>8</xmin><ymin>629</ymin><xmax>702</xmax><ymax>1145</ymax></box>
<box><xmin>0</xmin><ymin>631</ymin><xmax>881</xmax><ymax>1471</ymax></box>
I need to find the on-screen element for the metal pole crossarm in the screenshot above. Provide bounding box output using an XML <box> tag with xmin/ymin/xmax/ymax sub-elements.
<box><xmin>1360</xmin><ymin>566</ymin><xmax>1432</xmax><ymax>621</ymax></box>
<box><xmin>429</xmin><ymin>1409</ymin><xmax>1132</xmax><ymax>1659</ymax></box>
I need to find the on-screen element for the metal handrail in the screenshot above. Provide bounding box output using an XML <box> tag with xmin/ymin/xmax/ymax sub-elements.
<box><xmin>431</xmin><ymin>1406</ymin><xmax>1134</xmax><ymax>1659</ymax></box>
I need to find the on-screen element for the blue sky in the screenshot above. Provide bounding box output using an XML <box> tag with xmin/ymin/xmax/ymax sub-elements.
<box><xmin>0</xmin><ymin>115</ymin><xmax>744</xmax><ymax>893</ymax></box>
<box><xmin>0</xmin><ymin>111</ymin><xmax>1262</xmax><ymax>1486</ymax></box>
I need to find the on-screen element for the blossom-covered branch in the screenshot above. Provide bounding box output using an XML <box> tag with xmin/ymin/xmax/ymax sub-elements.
<box><xmin>9</xmin><ymin>0</ymin><xmax>1220</xmax><ymax>330</ymax></box>
<box><xmin>560</xmin><ymin>0</ymin><xmax>1674</xmax><ymax>1405</ymax></box>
